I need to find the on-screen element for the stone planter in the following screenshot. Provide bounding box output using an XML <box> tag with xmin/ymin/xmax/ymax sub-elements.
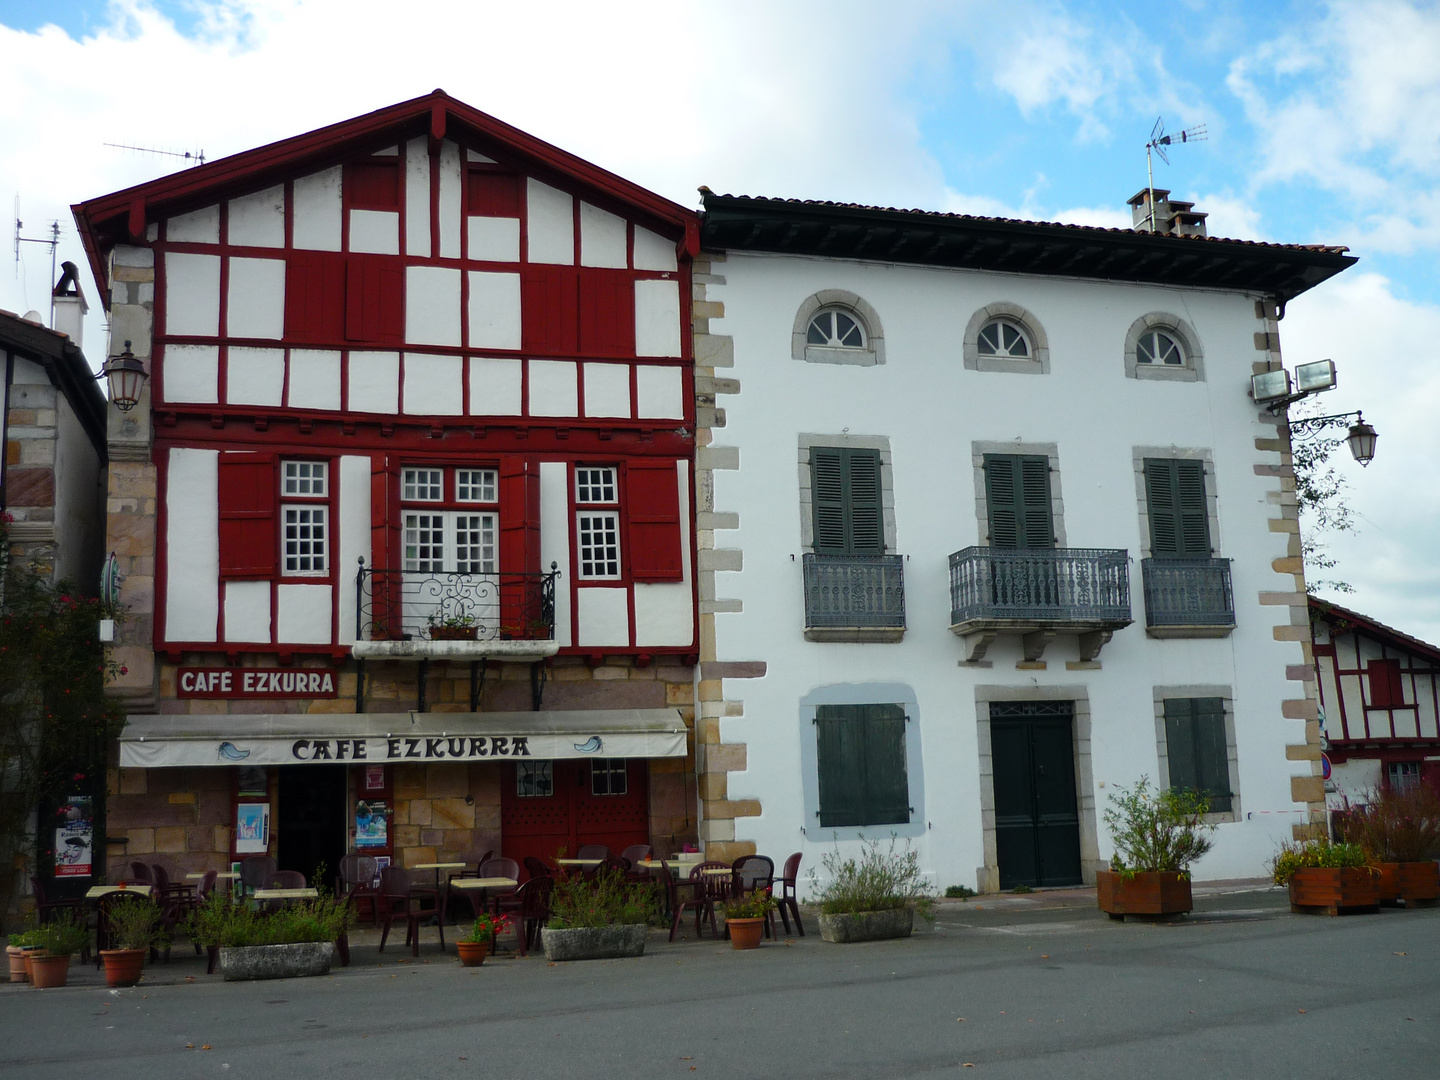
<box><xmin>1096</xmin><ymin>869</ymin><xmax>1193</xmax><ymax>920</ymax></box>
<box><xmin>456</xmin><ymin>940</ymin><xmax>490</xmax><ymax>966</ymax></box>
<box><xmin>27</xmin><ymin>953</ymin><xmax>71</xmax><ymax>989</ymax></box>
<box><xmin>541</xmin><ymin>924</ymin><xmax>647</xmax><ymax>961</ymax></box>
<box><xmin>1375</xmin><ymin>861</ymin><xmax>1440</xmax><ymax>908</ymax></box>
<box><xmin>817</xmin><ymin>907</ymin><xmax>915</xmax><ymax>943</ymax></box>
<box><xmin>1287</xmin><ymin>867</ymin><xmax>1380</xmax><ymax>915</ymax></box>
<box><xmin>727</xmin><ymin>917</ymin><xmax>765</xmax><ymax>950</ymax></box>
<box><xmin>101</xmin><ymin>948</ymin><xmax>147</xmax><ymax>987</ymax></box>
<box><xmin>219</xmin><ymin>941</ymin><xmax>335</xmax><ymax>981</ymax></box>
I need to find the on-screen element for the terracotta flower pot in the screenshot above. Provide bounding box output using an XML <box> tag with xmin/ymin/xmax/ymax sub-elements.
<box><xmin>727</xmin><ymin>917</ymin><xmax>765</xmax><ymax>950</ymax></box>
<box><xmin>429</xmin><ymin>626</ymin><xmax>478</xmax><ymax>641</ymax></box>
<box><xmin>27</xmin><ymin>953</ymin><xmax>72</xmax><ymax>989</ymax></box>
<box><xmin>456</xmin><ymin>940</ymin><xmax>490</xmax><ymax>967</ymax></box>
<box><xmin>101</xmin><ymin>948</ymin><xmax>147</xmax><ymax>987</ymax></box>
<box><xmin>1288</xmin><ymin>866</ymin><xmax>1380</xmax><ymax>915</ymax></box>
<box><xmin>1375</xmin><ymin>862</ymin><xmax>1440</xmax><ymax>908</ymax></box>
<box><xmin>1096</xmin><ymin>869</ymin><xmax>1194</xmax><ymax>920</ymax></box>
<box><xmin>21</xmin><ymin>947</ymin><xmax>47</xmax><ymax>982</ymax></box>
<box><xmin>7</xmin><ymin>945</ymin><xmax>31</xmax><ymax>983</ymax></box>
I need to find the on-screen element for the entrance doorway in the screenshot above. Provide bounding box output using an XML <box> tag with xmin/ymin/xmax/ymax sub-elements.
<box><xmin>277</xmin><ymin>765</ymin><xmax>347</xmax><ymax>886</ymax></box>
<box><xmin>500</xmin><ymin>758</ymin><xmax>649</xmax><ymax>874</ymax></box>
<box><xmin>990</xmin><ymin>702</ymin><xmax>1083</xmax><ymax>888</ymax></box>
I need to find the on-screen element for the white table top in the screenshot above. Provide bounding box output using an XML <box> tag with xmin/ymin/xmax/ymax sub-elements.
<box><xmin>86</xmin><ymin>884</ymin><xmax>152</xmax><ymax>899</ymax></box>
<box><xmin>699</xmin><ymin>867</ymin><xmax>735</xmax><ymax>876</ymax></box>
<box><xmin>637</xmin><ymin>857</ymin><xmax>702</xmax><ymax>869</ymax></box>
<box><xmin>554</xmin><ymin>858</ymin><xmax>603</xmax><ymax>867</ymax></box>
<box><xmin>252</xmin><ymin>887</ymin><xmax>318</xmax><ymax>900</ymax></box>
<box><xmin>186</xmin><ymin>871</ymin><xmax>240</xmax><ymax>880</ymax></box>
<box><xmin>412</xmin><ymin>862</ymin><xmax>467</xmax><ymax>871</ymax></box>
<box><xmin>448</xmin><ymin>877</ymin><xmax>518</xmax><ymax>890</ymax></box>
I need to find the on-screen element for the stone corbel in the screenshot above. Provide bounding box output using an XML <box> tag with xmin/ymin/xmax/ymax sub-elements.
<box><xmin>962</xmin><ymin>631</ymin><xmax>999</xmax><ymax>663</ymax></box>
<box><xmin>1077</xmin><ymin>630</ymin><xmax>1113</xmax><ymax>662</ymax></box>
<box><xmin>1022</xmin><ymin>630</ymin><xmax>1057</xmax><ymax>662</ymax></box>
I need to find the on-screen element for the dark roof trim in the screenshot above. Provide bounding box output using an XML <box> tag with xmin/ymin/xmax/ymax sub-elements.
<box><xmin>700</xmin><ymin>192</ymin><xmax>1356</xmax><ymax>302</ymax></box>
<box><xmin>1310</xmin><ymin>596</ymin><xmax>1440</xmax><ymax>665</ymax></box>
<box><xmin>73</xmin><ymin>90</ymin><xmax>699</xmax><ymax>311</ymax></box>
<box><xmin>0</xmin><ymin>311</ymin><xmax>108</xmax><ymax>463</ymax></box>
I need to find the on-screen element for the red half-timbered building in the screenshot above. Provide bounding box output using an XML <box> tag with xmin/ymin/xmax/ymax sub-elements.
<box><xmin>1312</xmin><ymin>597</ymin><xmax>1440</xmax><ymax>804</ymax></box>
<box><xmin>77</xmin><ymin>91</ymin><xmax>701</xmax><ymax>883</ymax></box>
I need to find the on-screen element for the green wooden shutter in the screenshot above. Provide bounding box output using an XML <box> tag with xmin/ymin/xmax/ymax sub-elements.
<box><xmin>1145</xmin><ymin>459</ymin><xmax>1210</xmax><ymax>557</ymax></box>
<box><xmin>816</xmin><ymin>704</ymin><xmax>910</xmax><ymax>827</ymax></box>
<box><xmin>811</xmin><ymin>448</ymin><xmax>883</xmax><ymax>556</ymax></box>
<box><xmin>1164</xmin><ymin>697</ymin><xmax>1199</xmax><ymax>792</ymax></box>
<box><xmin>985</xmin><ymin>454</ymin><xmax>1052</xmax><ymax>549</ymax></box>
<box><xmin>862</xmin><ymin>704</ymin><xmax>911</xmax><ymax>825</ymax></box>
<box><xmin>1164</xmin><ymin>697</ymin><xmax>1231</xmax><ymax>813</ymax></box>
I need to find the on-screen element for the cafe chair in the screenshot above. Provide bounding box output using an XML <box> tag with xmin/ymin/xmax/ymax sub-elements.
<box><xmin>522</xmin><ymin>856</ymin><xmax>552</xmax><ymax>881</ymax></box>
<box><xmin>127</xmin><ymin>861</ymin><xmax>155</xmax><ymax>884</ymax></box>
<box><xmin>337</xmin><ymin>854</ymin><xmax>379</xmax><ymax>925</ymax></box>
<box><xmin>94</xmin><ymin>889</ymin><xmax>154</xmax><ymax>968</ymax></box>
<box><xmin>477</xmin><ymin>857</ymin><xmax>521</xmax><ymax>911</ymax></box>
<box><xmin>730</xmin><ymin>855</ymin><xmax>776</xmax><ymax>940</ymax></box>
<box><xmin>775</xmin><ymin>852</ymin><xmax>805</xmax><ymax>937</ymax></box>
<box><xmin>30</xmin><ymin>877</ymin><xmax>91</xmax><ymax>964</ymax></box>
<box><xmin>440</xmin><ymin>850</ymin><xmax>495</xmax><ymax>923</ymax></box>
<box><xmin>493</xmin><ymin>875</ymin><xmax>553</xmax><ymax>957</ymax></box>
<box><xmin>377</xmin><ymin>866</ymin><xmax>444</xmax><ymax>958</ymax></box>
<box><xmin>621</xmin><ymin>844</ymin><xmax>653</xmax><ymax>882</ymax></box>
<box><xmin>576</xmin><ymin>844</ymin><xmax>609</xmax><ymax>861</ymax></box>
<box><xmin>259</xmin><ymin>870</ymin><xmax>307</xmax><ymax>913</ymax></box>
<box><xmin>239</xmin><ymin>855</ymin><xmax>278</xmax><ymax>898</ymax></box>
<box><xmin>657</xmin><ymin>862</ymin><xmax>716</xmax><ymax>942</ymax></box>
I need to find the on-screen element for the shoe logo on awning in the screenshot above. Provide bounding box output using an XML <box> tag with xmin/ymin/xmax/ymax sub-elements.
<box><xmin>218</xmin><ymin>742</ymin><xmax>251</xmax><ymax>761</ymax></box>
<box><xmin>574</xmin><ymin>736</ymin><xmax>603</xmax><ymax>754</ymax></box>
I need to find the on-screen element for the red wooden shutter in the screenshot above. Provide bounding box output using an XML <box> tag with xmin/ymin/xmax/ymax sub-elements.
<box><xmin>285</xmin><ymin>251</ymin><xmax>346</xmax><ymax>343</ymax></box>
<box><xmin>345</xmin><ymin>256</ymin><xmax>404</xmax><ymax>344</ymax></box>
<box><xmin>217</xmin><ymin>453</ymin><xmax>277</xmax><ymax>580</ymax></box>
<box><xmin>370</xmin><ymin>456</ymin><xmax>393</xmax><ymax>571</ymax></box>
<box><xmin>626</xmin><ymin>459</ymin><xmax>683</xmax><ymax>582</ymax></box>
<box><xmin>1367</xmin><ymin>659</ymin><xmax>1405</xmax><ymax>708</ymax></box>
<box><xmin>579</xmin><ymin>271</ymin><xmax>635</xmax><ymax>357</ymax></box>
<box><xmin>521</xmin><ymin>267</ymin><xmax>579</xmax><ymax>353</ymax></box>
<box><xmin>499</xmin><ymin>458</ymin><xmax>542</xmax><ymax>632</ymax></box>
<box><xmin>467</xmin><ymin>171</ymin><xmax>520</xmax><ymax>217</ymax></box>
<box><xmin>344</xmin><ymin>161</ymin><xmax>400</xmax><ymax>210</ymax></box>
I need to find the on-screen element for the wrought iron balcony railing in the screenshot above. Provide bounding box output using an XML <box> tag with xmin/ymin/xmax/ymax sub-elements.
<box><xmin>802</xmin><ymin>553</ymin><xmax>906</xmax><ymax>636</ymax></box>
<box><xmin>356</xmin><ymin>562</ymin><xmax>559</xmax><ymax>642</ymax></box>
<box><xmin>1141</xmin><ymin>557</ymin><xmax>1235</xmax><ymax>633</ymax></box>
<box><xmin>948</xmin><ymin>546</ymin><xmax>1131</xmax><ymax>627</ymax></box>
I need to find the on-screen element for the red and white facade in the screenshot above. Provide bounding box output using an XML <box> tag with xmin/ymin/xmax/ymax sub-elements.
<box><xmin>77</xmin><ymin>93</ymin><xmax>701</xmax><ymax>880</ymax></box>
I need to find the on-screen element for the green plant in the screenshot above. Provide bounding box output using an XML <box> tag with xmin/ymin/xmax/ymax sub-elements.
<box><xmin>426</xmin><ymin>611</ymin><xmax>476</xmax><ymax>629</ymax></box>
<box><xmin>545</xmin><ymin>867</ymin><xmax>655</xmax><ymax>929</ymax></box>
<box><xmin>945</xmin><ymin>885</ymin><xmax>976</xmax><ymax>900</ymax></box>
<box><xmin>36</xmin><ymin>912</ymin><xmax>89</xmax><ymax>957</ymax></box>
<box><xmin>1010</xmin><ymin>884</ymin><xmax>1034</xmax><ymax>894</ymax></box>
<box><xmin>104</xmin><ymin>897</ymin><xmax>167</xmax><ymax>952</ymax></box>
<box><xmin>460</xmin><ymin>912</ymin><xmax>510</xmax><ymax>944</ymax></box>
<box><xmin>721</xmin><ymin>888</ymin><xmax>777</xmax><ymax>920</ymax></box>
<box><xmin>1103</xmin><ymin>777</ymin><xmax>1216</xmax><ymax>876</ymax></box>
<box><xmin>186</xmin><ymin>891</ymin><xmax>354</xmax><ymax>947</ymax></box>
<box><xmin>1271</xmin><ymin>839</ymin><xmax>1371</xmax><ymax>886</ymax></box>
<box><xmin>815</xmin><ymin>836</ymin><xmax>936</xmax><ymax>920</ymax></box>
<box><xmin>1334</xmin><ymin>785</ymin><xmax>1440</xmax><ymax>864</ymax></box>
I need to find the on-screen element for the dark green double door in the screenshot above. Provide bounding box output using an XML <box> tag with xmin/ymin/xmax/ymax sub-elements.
<box><xmin>991</xmin><ymin>703</ymin><xmax>1082</xmax><ymax>888</ymax></box>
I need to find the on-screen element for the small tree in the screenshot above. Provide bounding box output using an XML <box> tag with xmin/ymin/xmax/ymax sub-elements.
<box><xmin>1289</xmin><ymin>401</ymin><xmax>1358</xmax><ymax>595</ymax></box>
<box><xmin>1103</xmin><ymin>777</ymin><xmax>1216</xmax><ymax>875</ymax></box>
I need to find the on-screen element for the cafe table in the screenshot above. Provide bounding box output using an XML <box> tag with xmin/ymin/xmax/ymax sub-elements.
<box><xmin>86</xmin><ymin>884</ymin><xmax>152</xmax><ymax>899</ymax></box>
<box><xmin>447</xmin><ymin>876</ymin><xmax>519</xmax><ymax>920</ymax></box>
<box><xmin>252</xmin><ymin>887</ymin><xmax>318</xmax><ymax>902</ymax></box>
<box><xmin>553</xmin><ymin>858</ymin><xmax>603</xmax><ymax>870</ymax></box>
<box><xmin>636</xmin><ymin>857</ymin><xmax>702</xmax><ymax>870</ymax></box>
<box><xmin>187</xmin><ymin>870</ymin><xmax>239</xmax><ymax>895</ymax></box>
<box><xmin>412</xmin><ymin>861</ymin><xmax>467</xmax><ymax>891</ymax></box>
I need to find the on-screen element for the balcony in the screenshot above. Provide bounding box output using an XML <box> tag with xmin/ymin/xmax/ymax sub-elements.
<box><xmin>948</xmin><ymin>546</ymin><xmax>1132</xmax><ymax>662</ymax></box>
<box><xmin>1141</xmin><ymin>557</ymin><xmax>1235</xmax><ymax>637</ymax></box>
<box><xmin>802</xmin><ymin>553</ymin><xmax>906</xmax><ymax>642</ymax></box>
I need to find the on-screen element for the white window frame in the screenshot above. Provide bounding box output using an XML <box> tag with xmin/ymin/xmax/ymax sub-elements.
<box><xmin>456</xmin><ymin>468</ymin><xmax>498</xmax><ymax>503</ymax></box>
<box><xmin>402</xmin><ymin>467</ymin><xmax>444</xmax><ymax>502</ymax></box>
<box><xmin>402</xmin><ymin>510</ymin><xmax>497</xmax><ymax>574</ymax></box>
<box><xmin>590</xmin><ymin>758</ymin><xmax>629</xmax><ymax>796</ymax></box>
<box><xmin>1124</xmin><ymin>312</ymin><xmax>1204</xmax><ymax>382</ymax></box>
<box><xmin>283</xmin><ymin>460</ymin><xmax>328</xmax><ymax>497</ymax></box>
<box><xmin>282</xmin><ymin>504</ymin><xmax>329</xmax><ymax>576</ymax></box>
<box><xmin>575</xmin><ymin>466</ymin><xmax>622</xmax><ymax>580</ymax></box>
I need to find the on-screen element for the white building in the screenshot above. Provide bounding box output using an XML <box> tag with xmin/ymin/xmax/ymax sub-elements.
<box><xmin>688</xmin><ymin>192</ymin><xmax>1355</xmax><ymax>891</ymax></box>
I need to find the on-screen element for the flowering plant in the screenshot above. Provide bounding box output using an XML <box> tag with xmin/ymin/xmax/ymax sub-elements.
<box><xmin>1333</xmin><ymin>784</ymin><xmax>1440</xmax><ymax>864</ymax></box>
<box><xmin>460</xmin><ymin>912</ymin><xmax>510</xmax><ymax>943</ymax></box>
<box><xmin>721</xmin><ymin>888</ymin><xmax>776</xmax><ymax>920</ymax></box>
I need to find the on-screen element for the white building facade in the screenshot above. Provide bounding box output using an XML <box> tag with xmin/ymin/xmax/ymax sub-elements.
<box><xmin>690</xmin><ymin>195</ymin><xmax>1356</xmax><ymax>891</ymax></box>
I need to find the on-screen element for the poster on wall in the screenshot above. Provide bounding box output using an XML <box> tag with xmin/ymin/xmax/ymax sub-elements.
<box><xmin>364</xmin><ymin>765</ymin><xmax>386</xmax><ymax>792</ymax></box>
<box><xmin>53</xmin><ymin>796</ymin><xmax>94</xmax><ymax>878</ymax></box>
<box><xmin>235</xmin><ymin>803</ymin><xmax>270</xmax><ymax>853</ymax></box>
<box><xmin>355</xmin><ymin>800</ymin><xmax>388</xmax><ymax>849</ymax></box>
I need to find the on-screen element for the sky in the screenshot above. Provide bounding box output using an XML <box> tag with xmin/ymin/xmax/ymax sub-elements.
<box><xmin>0</xmin><ymin>0</ymin><xmax>1436</xmax><ymax>641</ymax></box>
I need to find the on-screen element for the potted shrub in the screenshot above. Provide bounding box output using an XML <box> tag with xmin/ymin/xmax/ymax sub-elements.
<box><xmin>427</xmin><ymin>613</ymin><xmax>478</xmax><ymax>641</ymax></box>
<box><xmin>815</xmin><ymin>836</ymin><xmax>936</xmax><ymax>944</ymax></box>
<box><xmin>28</xmin><ymin>914</ymin><xmax>89</xmax><ymax>989</ymax></box>
<box><xmin>721</xmin><ymin>888</ymin><xmax>776</xmax><ymax>950</ymax></box>
<box><xmin>188</xmin><ymin>892</ymin><xmax>354</xmax><ymax>981</ymax></box>
<box><xmin>1335</xmin><ymin>784</ymin><xmax>1440</xmax><ymax>908</ymax></box>
<box><xmin>1272</xmin><ymin>839</ymin><xmax>1379</xmax><ymax>915</ymax></box>
<box><xmin>541</xmin><ymin>866</ymin><xmax>654</xmax><ymax>961</ymax></box>
<box><xmin>99</xmin><ymin>896</ymin><xmax>167</xmax><ymax>987</ymax></box>
<box><xmin>457</xmin><ymin>912</ymin><xmax>509</xmax><ymax>966</ymax></box>
<box><xmin>1097</xmin><ymin>778</ymin><xmax>1216</xmax><ymax>920</ymax></box>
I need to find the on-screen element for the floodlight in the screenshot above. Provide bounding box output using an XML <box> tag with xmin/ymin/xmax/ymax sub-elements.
<box><xmin>1295</xmin><ymin>360</ymin><xmax>1337</xmax><ymax>394</ymax></box>
<box><xmin>1251</xmin><ymin>369</ymin><xmax>1291</xmax><ymax>403</ymax></box>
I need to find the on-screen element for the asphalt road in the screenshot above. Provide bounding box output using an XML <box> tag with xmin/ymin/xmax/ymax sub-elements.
<box><xmin>3</xmin><ymin>885</ymin><xmax>1436</xmax><ymax>1080</ymax></box>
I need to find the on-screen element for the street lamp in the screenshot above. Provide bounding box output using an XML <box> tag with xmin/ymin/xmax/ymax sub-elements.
<box><xmin>99</xmin><ymin>340</ymin><xmax>148</xmax><ymax>412</ymax></box>
<box><xmin>1289</xmin><ymin>410</ymin><xmax>1379</xmax><ymax>467</ymax></box>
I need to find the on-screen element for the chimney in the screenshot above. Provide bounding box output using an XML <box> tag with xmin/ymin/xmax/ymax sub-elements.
<box><xmin>1126</xmin><ymin>189</ymin><xmax>1207</xmax><ymax>238</ymax></box>
<box><xmin>52</xmin><ymin>260</ymin><xmax>88</xmax><ymax>348</ymax></box>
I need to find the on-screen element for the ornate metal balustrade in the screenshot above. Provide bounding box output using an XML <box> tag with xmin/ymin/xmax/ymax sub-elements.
<box><xmin>1141</xmin><ymin>557</ymin><xmax>1235</xmax><ymax>633</ymax></box>
<box><xmin>948</xmin><ymin>546</ymin><xmax>1131</xmax><ymax>627</ymax></box>
<box><xmin>356</xmin><ymin>562</ymin><xmax>559</xmax><ymax>642</ymax></box>
<box><xmin>802</xmin><ymin>553</ymin><xmax>906</xmax><ymax>638</ymax></box>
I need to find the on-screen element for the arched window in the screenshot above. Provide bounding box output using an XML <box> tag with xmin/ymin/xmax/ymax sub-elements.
<box><xmin>963</xmin><ymin>303</ymin><xmax>1050</xmax><ymax>374</ymax></box>
<box><xmin>1136</xmin><ymin>330</ymin><xmax>1184</xmax><ymax>366</ymax></box>
<box><xmin>807</xmin><ymin>308</ymin><xmax>866</xmax><ymax>349</ymax></box>
<box><xmin>977</xmin><ymin>319</ymin><xmax>1031</xmax><ymax>360</ymax></box>
<box><xmin>1124</xmin><ymin>314</ymin><xmax>1203</xmax><ymax>382</ymax></box>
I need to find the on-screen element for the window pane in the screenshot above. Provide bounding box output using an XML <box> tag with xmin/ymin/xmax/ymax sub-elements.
<box><xmin>403</xmin><ymin>512</ymin><xmax>445</xmax><ymax>572</ymax></box>
<box><xmin>517</xmin><ymin>761</ymin><xmax>554</xmax><ymax>798</ymax></box>
<box><xmin>282</xmin><ymin>460</ymin><xmax>327</xmax><ymax>497</ymax></box>
<box><xmin>1157</xmin><ymin>333</ymin><xmax>1183</xmax><ymax>365</ymax></box>
<box><xmin>1137</xmin><ymin>332</ymin><xmax>1157</xmax><ymax>363</ymax></box>
<box><xmin>456</xmin><ymin>469</ymin><xmax>497</xmax><ymax>503</ymax></box>
<box><xmin>575</xmin><ymin>467</ymin><xmax>617</xmax><ymax>504</ymax></box>
<box><xmin>807</xmin><ymin>312</ymin><xmax>832</xmax><ymax>345</ymax></box>
<box><xmin>402</xmin><ymin>468</ymin><xmax>443</xmax><ymax>502</ymax></box>
<box><xmin>454</xmin><ymin>514</ymin><xmax>497</xmax><ymax>574</ymax></box>
<box><xmin>835</xmin><ymin>312</ymin><xmax>861</xmax><ymax>346</ymax></box>
<box><xmin>591</xmin><ymin>757</ymin><xmax>628</xmax><ymax>796</ymax></box>
<box><xmin>577</xmin><ymin>511</ymin><xmax>621</xmax><ymax>578</ymax></box>
<box><xmin>283</xmin><ymin>506</ymin><xmax>328</xmax><ymax>574</ymax></box>
<box><xmin>977</xmin><ymin>323</ymin><xmax>1000</xmax><ymax>355</ymax></box>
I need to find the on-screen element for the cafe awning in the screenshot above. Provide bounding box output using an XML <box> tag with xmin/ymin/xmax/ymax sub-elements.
<box><xmin>117</xmin><ymin>709</ymin><xmax>689</xmax><ymax>768</ymax></box>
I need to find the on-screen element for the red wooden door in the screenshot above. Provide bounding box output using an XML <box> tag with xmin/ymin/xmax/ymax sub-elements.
<box><xmin>500</xmin><ymin>759</ymin><xmax>649</xmax><ymax>876</ymax></box>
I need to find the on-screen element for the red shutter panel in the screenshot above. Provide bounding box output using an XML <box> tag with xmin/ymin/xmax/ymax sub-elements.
<box><xmin>345</xmin><ymin>257</ymin><xmax>404</xmax><ymax>344</ymax></box>
<box><xmin>579</xmin><ymin>271</ymin><xmax>635</xmax><ymax>357</ymax></box>
<box><xmin>217</xmin><ymin>453</ymin><xmax>277</xmax><ymax>580</ymax></box>
<box><xmin>626</xmin><ymin>459</ymin><xmax>683</xmax><ymax>582</ymax></box>
<box><xmin>499</xmin><ymin>458</ymin><xmax>542</xmax><ymax>631</ymax></box>
<box><xmin>521</xmin><ymin>267</ymin><xmax>579</xmax><ymax>353</ymax></box>
<box><xmin>285</xmin><ymin>251</ymin><xmax>346</xmax><ymax>343</ymax></box>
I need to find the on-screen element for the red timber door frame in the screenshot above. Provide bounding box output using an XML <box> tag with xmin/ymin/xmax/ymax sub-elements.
<box><xmin>499</xmin><ymin>759</ymin><xmax>649</xmax><ymax>876</ymax></box>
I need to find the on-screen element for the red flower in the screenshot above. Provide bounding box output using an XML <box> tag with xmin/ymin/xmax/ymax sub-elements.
<box><xmin>72</xmin><ymin>772</ymin><xmax>85</xmax><ymax>781</ymax></box>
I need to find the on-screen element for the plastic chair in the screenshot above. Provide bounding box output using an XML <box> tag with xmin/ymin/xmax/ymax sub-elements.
<box><xmin>576</xmin><ymin>844</ymin><xmax>609</xmax><ymax>860</ymax></box>
<box><xmin>127</xmin><ymin>861</ymin><xmax>154</xmax><ymax>884</ymax></box>
<box><xmin>493</xmin><ymin>876</ymin><xmax>554</xmax><ymax>957</ymax></box>
<box><xmin>730</xmin><ymin>855</ymin><xmax>776</xmax><ymax>940</ymax></box>
<box><xmin>523</xmin><ymin>856</ymin><xmax>552</xmax><ymax>881</ymax></box>
<box><xmin>337</xmin><ymin>855</ymin><xmax>379</xmax><ymax>925</ymax></box>
<box><xmin>775</xmin><ymin>852</ymin><xmax>805</xmax><ymax>936</ymax></box>
<box><xmin>477</xmin><ymin>857</ymin><xmax>521</xmax><ymax>909</ymax></box>
<box><xmin>377</xmin><ymin>866</ymin><xmax>444</xmax><ymax>957</ymax></box>
<box><xmin>93</xmin><ymin>889</ymin><xmax>154</xmax><ymax>968</ymax></box>
<box><xmin>239</xmin><ymin>855</ymin><xmax>278</xmax><ymax>897</ymax></box>
<box><xmin>658</xmin><ymin>862</ymin><xmax>717</xmax><ymax>942</ymax></box>
<box><xmin>621</xmin><ymin>844</ymin><xmax>653</xmax><ymax>882</ymax></box>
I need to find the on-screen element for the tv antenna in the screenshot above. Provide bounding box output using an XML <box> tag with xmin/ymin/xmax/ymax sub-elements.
<box><xmin>104</xmin><ymin>142</ymin><xmax>206</xmax><ymax>167</ymax></box>
<box><xmin>1143</xmin><ymin>117</ymin><xmax>1207</xmax><ymax>233</ymax></box>
<box><xmin>13</xmin><ymin>196</ymin><xmax>62</xmax><ymax>325</ymax></box>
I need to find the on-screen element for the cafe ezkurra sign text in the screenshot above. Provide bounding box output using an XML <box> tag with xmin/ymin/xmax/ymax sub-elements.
<box><xmin>178</xmin><ymin>667</ymin><xmax>338</xmax><ymax>699</ymax></box>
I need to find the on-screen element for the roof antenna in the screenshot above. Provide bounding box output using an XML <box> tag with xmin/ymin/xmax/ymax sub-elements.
<box><xmin>103</xmin><ymin>142</ymin><xmax>207</xmax><ymax>168</ymax></box>
<box><xmin>13</xmin><ymin>196</ymin><xmax>62</xmax><ymax>325</ymax></box>
<box><xmin>1144</xmin><ymin>118</ymin><xmax>1207</xmax><ymax>233</ymax></box>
